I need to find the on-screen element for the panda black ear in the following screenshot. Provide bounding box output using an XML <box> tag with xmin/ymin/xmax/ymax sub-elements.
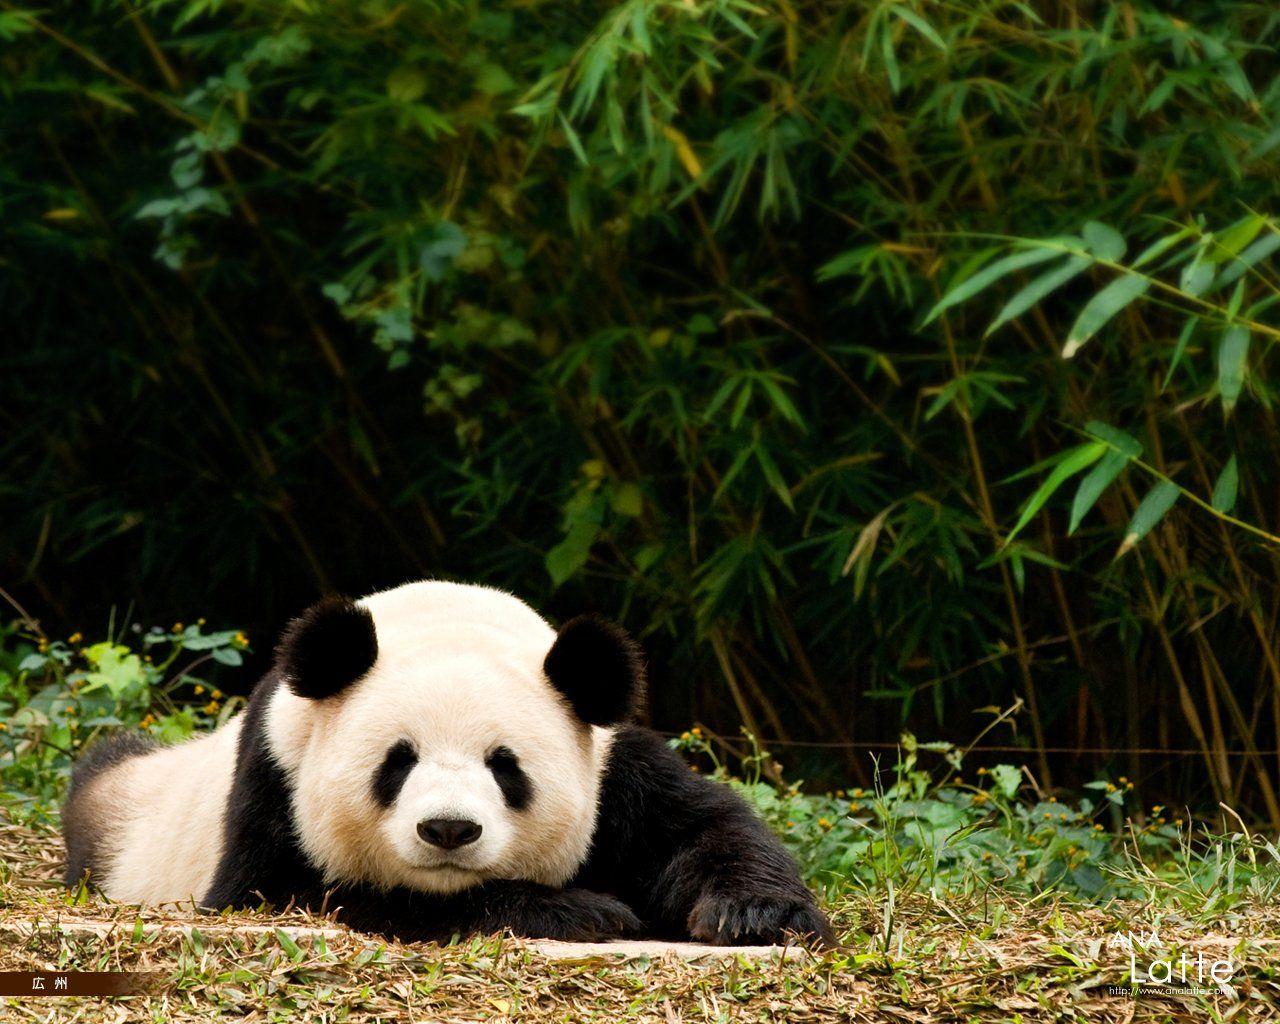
<box><xmin>275</xmin><ymin>597</ymin><xmax>378</xmax><ymax>701</ymax></box>
<box><xmin>543</xmin><ymin>615</ymin><xmax>645</xmax><ymax>727</ymax></box>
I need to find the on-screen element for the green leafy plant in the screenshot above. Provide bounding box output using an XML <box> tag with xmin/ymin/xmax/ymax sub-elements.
<box><xmin>0</xmin><ymin>617</ymin><xmax>247</xmax><ymax>813</ymax></box>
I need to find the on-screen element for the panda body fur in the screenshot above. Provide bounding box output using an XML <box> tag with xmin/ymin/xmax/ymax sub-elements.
<box><xmin>64</xmin><ymin>581</ymin><xmax>831</xmax><ymax>946</ymax></box>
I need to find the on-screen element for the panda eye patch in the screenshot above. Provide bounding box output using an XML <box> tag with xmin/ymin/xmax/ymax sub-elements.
<box><xmin>372</xmin><ymin>740</ymin><xmax>418</xmax><ymax>808</ymax></box>
<box><xmin>485</xmin><ymin>745</ymin><xmax>531</xmax><ymax>811</ymax></box>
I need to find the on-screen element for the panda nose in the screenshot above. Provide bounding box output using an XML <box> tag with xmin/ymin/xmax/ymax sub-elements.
<box><xmin>417</xmin><ymin>817</ymin><xmax>483</xmax><ymax>850</ymax></box>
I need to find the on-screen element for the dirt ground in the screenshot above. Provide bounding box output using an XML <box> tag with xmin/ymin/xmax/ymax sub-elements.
<box><xmin>2</xmin><ymin>812</ymin><xmax>1277</xmax><ymax>1022</ymax></box>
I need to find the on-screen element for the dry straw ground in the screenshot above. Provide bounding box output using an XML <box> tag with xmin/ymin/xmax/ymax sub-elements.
<box><xmin>2</xmin><ymin>812</ymin><xmax>1277</xmax><ymax>1022</ymax></box>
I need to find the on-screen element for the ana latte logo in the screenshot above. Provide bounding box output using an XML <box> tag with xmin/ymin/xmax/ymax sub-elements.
<box><xmin>1104</xmin><ymin>929</ymin><xmax>1237</xmax><ymax>997</ymax></box>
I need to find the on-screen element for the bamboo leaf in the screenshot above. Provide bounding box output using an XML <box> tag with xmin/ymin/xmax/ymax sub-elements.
<box><xmin>986</xmin><ymin>255</ymin><xmax>1090</xmax><ymax>336</ymax></box>
<box><xmin>1005</xmin><ymin>442</ymin><xmax>1106</xmax><ymax>545</ymax></box>
<box><xmin>1217</xmin><ymin>325</ymin><xmax>1250</xmax><ymax>414</ymax></box>
<box><xmin>890</xmin><ymin>7</ymin><xmax>947</xmax><ymax>51</ymax></box>
<box><xmin>1163</xmin><ymin>317</ymin><xmax>1198</xmax><ymax>390</ymax></box>
<box><xmin>1082</xmin><ymin>420</ymin><xmax>1142</xmax><ymax>458</ymax></box>
<box><xmin>1082</xmin><ymin>221</ymin><xmax>1126</xmax><ymax>261</ymax></box>
<box><xmin>1211</xmin><ymin>455</ymin><xmax>1238</xmax><ymax>514</ymax></box>
<box><xmin>925</xmin><ymin>247</ymin><xmax>1063</xmax><ymax>325</ymax></box>
<box><xmin>1062</xmin><ymin>274</ymin><xmax>1149</xmax><ymax>358</ymax></box>
<box><xmin>1117</xmin><ymin>481</ymin><xmax>1179</xmax><ymax>557</ymax></box>
<box><xmin>1068</xmin><ymin>449</ymin><xmax>1128</xmax><ymax>534</ymax></box>
<box><xmin>1216</xmin><ymin>232</ymin><xmax>1280</xmax><ymax>288</ymax></box>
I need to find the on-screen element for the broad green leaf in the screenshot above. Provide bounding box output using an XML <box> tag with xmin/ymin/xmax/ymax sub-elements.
<box><xmin>1005</xmin><ymin>442</ymin><xmax>1106</xmax><ymax>545</ymax></box>
<box><xmin>1082</xmin><ymin>420</ymin><xmax>1142</xmax><ymax>458</ymax></box>
<box><xmin>1062</xmin><ymin>274</ymin><xmax>1150</xmax><ymax>357</ymax></box>
<box><xmin>1082</xmin><ymin>221</ymin><xmax>1126</xmax><ymax>261</ymax></box>
<box><xmin>1217</xmin><ymin>326</ymin><xmax>1250</xmax><ymax>414</ymax></box>
<box><xmin>1117</xmin><ymin>480</ymin><xmax>1179</xmax><ymax>557</ymax></box>
<box><xmin>925</xmin><ymin>247</ymin><xmax>1063</xmax><ymax>325</ymax></box>
<box><xmin>1180</xmin><ymin>259</ymin><xmax>1214</xmax><ymax>297</ymax></box>
<box><xmin>1068</xmin><ymin>449</ymin><xmax>1128</xmax><ymax>534</ymax></box>
<box><xmin>990</xmin><ymin>764</ymin><xmax>1022</xmax><ymax>800</ymax></box>
<box><xmin>986</xmin><ymin>255</ymin><xmax>1089</xmax><ymax>336</ymax></box>
<box><xmin>1211</xmin><ymin>455</ymin><xmax>1238</xmax><ymax>514</ymax></box>
<box><xmin>80</xmin><ymin>643</ymin><xmax>145</xmax><ymax>699</ymax></box>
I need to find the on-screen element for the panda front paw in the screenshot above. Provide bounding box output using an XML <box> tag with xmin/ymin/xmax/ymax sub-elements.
<box><xmin>515</xmin><ymin>888</ymin><xmax>642</xmax><ymax>942</ymax></box>
<box><xmin>688</xmin><ymin>892</ymin><xmax>834</xmax><ymax>948</ymax></box>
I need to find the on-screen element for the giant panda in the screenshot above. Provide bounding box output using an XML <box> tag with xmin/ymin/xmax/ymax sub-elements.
<box><xmin>63</xmin><ymin>580</ymin><xmax>831</xmax><ymax>946</ymax></box>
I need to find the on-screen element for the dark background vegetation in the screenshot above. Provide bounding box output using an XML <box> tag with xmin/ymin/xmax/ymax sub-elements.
<box><xmin>4</xmin><ymin>1</ymin><xmax>1280</xmax><ymax>815</ymax></box>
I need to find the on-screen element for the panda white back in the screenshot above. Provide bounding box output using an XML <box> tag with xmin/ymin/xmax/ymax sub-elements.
<box><xmin>64</xmin><ymin>718</ymin><xmax>242</xmax><ymax>905</ymax></box>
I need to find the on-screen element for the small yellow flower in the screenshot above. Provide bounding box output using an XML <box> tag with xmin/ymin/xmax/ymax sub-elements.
<box><xmin>976</xmin><ymin>766</ymin><xmax>987</xmax><ymax>775</ymax></box>
<box><xmin>194</xmin><ymin>685</ymin><xmax>205</xmax><ymax>696</ymax></box>
<box><xmin>68</xmin><ymin>632</ymin><xmax>83</xmax><ymax>644</ymax></box>
<box><xmin>848</xmin><ymin>802</ymin><xmax>861</xmax><ymax>813</ymax></box>
<box><xmin>0</xmin><ymin>722</ymin><xmax>8</xmax><ymax>732</ymax></box>
<box><xmin>981</xmin><ymin>851</ymin><xmax>992</xmax><ymax>861</ymax></box>
<box><xmin>835</xmin><ymin>790</ymin><xmax>845</xmax><ymax>798</ymax></box>
<box><xmin>197</xmin><ymin>618</ymin><xmax>206</xmax><ymax>626</ymax></box>
<box><xmin>1094</xmin><ymin>824</ymin><xmax>1105</xmax><ymax>832</ymax></box>
<box><xmin>212</xmin><ymin>689</ymin><xmax>223</xmax><ymax>699</ymax></box>
<box><xmin>786</xmin><ymin>821</ymin><xmax>795</xmax><ymax>829</ymax></box>
<box><xmin>680</xmin><ymin>731</ymin><xmax>691</xmax><ymax>741</ymax></box>
<box><xmin>691</xmin><ymin>726</ymin><xmax>702</xmax><ymax>737</ymax></box>
<box><xmin>851</xmin><ymin>788</ymin><xmax>864</xmax><ymax>798</ymax></box>
<box><xmin>972</xmin><ymin>792</ymin><xmax>987</xmax><ymax>805</ymax></box>
<box><xmin>234</xmin><ymin>632</ymin><xmax>249</xmax><ymax>647</ymax></box>
<box><xmin>1118</xmin><ymin>776</ymin><xmax>1129</xmax><ymax>784</ymax></box>
<box><xmin>1105</xmin><ymin>783</ymin><xmax>1117</xmax><ymax>793</ymax></box>
<box><xmin>1152</xmin><ymin>805</ymin><xmax>1163</xmax><ymax>814</ymax></box>
<box><xmin>172</xmin><ymin>622</ymin><xmax>184</xmax><ymax>633</ymax></box>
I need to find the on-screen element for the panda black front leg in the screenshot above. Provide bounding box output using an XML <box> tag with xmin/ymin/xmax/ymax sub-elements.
<box><xmin>575</xmin><ymin>725</ymin><xmax>835</xmax><ymax>947</ymax></box>
<box><xmin>325</xmin><ymin>880</ymin><xmax>641</xmax><ymax>944</ymax></box>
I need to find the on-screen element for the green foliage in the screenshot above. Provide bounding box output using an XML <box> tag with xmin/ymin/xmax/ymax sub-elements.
<box><xmin>0</xmin><ymin>619</ymin><xmax>246</xmax><ymax>812</ymax></box>
<box><xmin>4</xmin><ymin>1</ymin><xmax>1280</xmax><ymax>815</ymax></box>
<box><xmin>675</xmin><ymin>731</ymin><xmax>1280</xmax><ymax>908</ymax></box>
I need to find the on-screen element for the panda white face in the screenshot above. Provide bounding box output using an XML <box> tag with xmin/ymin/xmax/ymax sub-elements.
<box><xmin>263</xmin><ymin>581</ymin><xmax>635</xmax><ymax>894</ymax></box>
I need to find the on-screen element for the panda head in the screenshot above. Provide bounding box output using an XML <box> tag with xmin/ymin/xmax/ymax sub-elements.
<box><xmin>262</xmin><ymin>581</ymin><xmax>644</xmax><ymax>894</ymax></box>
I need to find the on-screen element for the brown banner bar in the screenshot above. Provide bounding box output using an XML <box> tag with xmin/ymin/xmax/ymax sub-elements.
<box><xmin>0</xmin><ymin>972</ymin><xmax>163</xmax><ymax>997</ymax></box>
